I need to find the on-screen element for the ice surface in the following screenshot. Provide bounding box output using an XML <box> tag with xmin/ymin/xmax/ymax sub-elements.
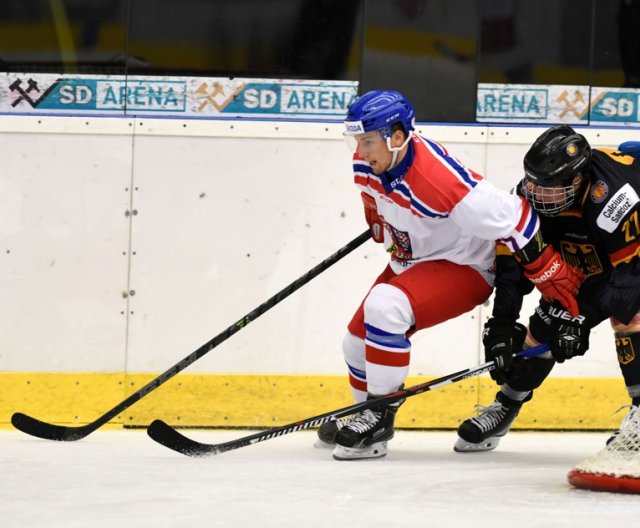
<box><xmin>1</xmin><ymin>429</ymin><xmax>639</xmax><ymax>528</ymax></box>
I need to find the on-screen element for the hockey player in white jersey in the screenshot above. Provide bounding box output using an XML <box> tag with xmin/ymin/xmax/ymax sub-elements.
<box><xmin>317</xmin><ymin>90</ymin><xmax>585</xmax><ymax>461</ymax></box>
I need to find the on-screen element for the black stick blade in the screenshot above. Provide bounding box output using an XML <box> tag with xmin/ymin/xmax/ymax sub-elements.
<box><xmin>11</xmin><ymin>412</ymin><xmax>92</xmax><ymax>441</ymax></box>
<box><xmin>147</xmin><ymin>420</ymin><xmax>221</xmax><ymax>457</ymax></box>
<box><xmin>145</xmin><ymin>345</ymin><xmax>551</xmax><ymax>458</ymax></box>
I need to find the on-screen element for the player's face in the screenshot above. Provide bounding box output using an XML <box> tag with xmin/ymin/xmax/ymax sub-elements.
<box><xmin>353</xmin><ymin>129</ymin><xmax>409</xmax><ymax>175</ymax></box>
<box><xmin>523</xmin><ymin>174</ymin><xmax>583</xmax><ymax>214</ymax></box>
<box><xmin>353</xmin><ymin>131</ymin><xmax>392</xmax><ymax>174</ymax></box>
<box><xmin>529</xmin><ymin>183</ymin><xmax>569</xmax><ymax>206</ymax></box>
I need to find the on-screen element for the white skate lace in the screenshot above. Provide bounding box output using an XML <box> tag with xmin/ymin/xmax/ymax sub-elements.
<box><xmin>344</xmin><ymin>409</ymin><xmax>382</xmax><ymax>434</ymax></box>
<box><xmin>334</xmin><ymin>415</ymin><xmax>353</xmax><ymax>429</ymax></box>
<box><xmin>608</xmin><ymin>405</ymin><xmax>640</xmax><ymax>449</ymax></box>
<box><xmin>468</xmin><ymin>402</ymin><xmax>508</xmax><ymax>433</ymax></box>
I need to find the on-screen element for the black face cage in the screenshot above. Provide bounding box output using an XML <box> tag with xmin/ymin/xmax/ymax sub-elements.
<box><xmin>520</xmin><ymin>176</ymin><xmax>578</xmax><ymax>216</ymax></box>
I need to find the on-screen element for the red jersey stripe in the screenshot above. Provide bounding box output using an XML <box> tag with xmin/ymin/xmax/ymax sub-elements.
<box><xmin>515</xmin><ymin>196</ymin><xmax>532</xmax><ymax>233</ymax></box>
<box><xmin>610</xmin><ymin>241</ymin><xmax>640</xmax><ymax>266</ymax></box>
<box><xmin>355</xmin><ymin>174</ymin><xmax>426</xmax><ymax>218</ymax></box>
<box><xmin>366</xmin><ymin>346</ymin><xmax>411</xmax><ymax>367</ymax></box>
<box><xmin>349</xmin><ymin>372</ymin><xmax>367</xmax><ymax>392</ymax></box>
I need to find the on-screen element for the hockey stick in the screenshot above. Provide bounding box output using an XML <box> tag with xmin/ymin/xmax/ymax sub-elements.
<box><xmin>147</xmin><ymin>343</ymin><xmax>550</xmax><ymax>457</ymax></box>
<box><xmin>11</xmin><ymin>230</ymin><xmax>372</xmax><ymax>441</ymax></box>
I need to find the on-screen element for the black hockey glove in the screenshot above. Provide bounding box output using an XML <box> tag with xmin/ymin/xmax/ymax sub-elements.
<box><xmin>482</xmin><ymin>317</ymin><xmax>528</xmax><ymax>385</ymax></box>
<box><xmin>549</xmin><ymin>308</ymin><xmax>590</xmax><ymax>363</ymax></box>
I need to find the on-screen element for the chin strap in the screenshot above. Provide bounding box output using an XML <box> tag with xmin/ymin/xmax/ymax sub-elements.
<box><xmin>385</xmin><ymin>131</ymin><xmax>413</xmax><ymax>171</ymax></box>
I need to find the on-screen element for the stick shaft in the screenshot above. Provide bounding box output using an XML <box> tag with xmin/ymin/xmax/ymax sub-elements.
<box><xmin>12</xmin><ymin>230</ymin><xmax>372</xmax><ymax>440</ymax></box>
<box><xmin>147</xmin><ymin>344</ymin><xmax>550</xmax><ymax>456</ymax></box>
<box><xmin>113</xmin><ymin>230</ymin><xmax>372</xmax><ymax>414</ymax></box>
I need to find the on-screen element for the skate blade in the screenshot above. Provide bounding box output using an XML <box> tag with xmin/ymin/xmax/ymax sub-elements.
<box><xmin>332</xmin><ymin>441</ymin><xmax>388</xmax><ymax>460</ymax></box>
<box><xmin>453</xmin><ymin>436</ymin><xmax>502</xmax><ymax>453</ymax></box>
<box><xmin>313</xmin><ymin>438</ymin><xmax>335</xmax><ymax>449</ymax></box>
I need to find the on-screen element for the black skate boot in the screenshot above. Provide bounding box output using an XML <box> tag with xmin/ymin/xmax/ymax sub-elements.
<box><xmin>454</xmin><ymin>391</ymin><xmax>527</xmax><ymax>453</ymax></box>
<box><xmin>332</xmin><ymin>397</ymin><xmax>401</xmax><ymax>460</ymax></box>
<box><xmin>314</xmin><ymin>415</ymin><xmax>353</xmax><ymax>448</ymax></box>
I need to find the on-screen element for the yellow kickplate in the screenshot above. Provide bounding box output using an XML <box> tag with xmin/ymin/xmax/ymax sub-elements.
<box><xmin>0</xmin><ymin>372</ymin><xmax>630</xmax><ymax>430</ymax></box>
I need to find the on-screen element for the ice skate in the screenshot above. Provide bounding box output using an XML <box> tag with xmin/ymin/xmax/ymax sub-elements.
<box><xmin>314</xmin><ymin>415</ymin><xmax>353</xmax><ymax>448</ymax></box>
<box><xmin>332</xmin><ymin>402</ymin><xmax>399</xmax><ymax>460</ymax></box>
<box><xmin>454</xmin><ymin>392</ymin><xmax>523</xmax><ymax>453</ymax></box>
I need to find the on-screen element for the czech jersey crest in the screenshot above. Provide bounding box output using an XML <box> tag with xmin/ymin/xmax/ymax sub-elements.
<box><xmin>387</xmin><ymin>225</ymin><xmax>413</xmax><ymax>263</ymax></box>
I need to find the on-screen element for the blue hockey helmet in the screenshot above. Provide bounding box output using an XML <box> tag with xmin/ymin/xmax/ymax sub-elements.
<box><xmin>344</xmin><ymin>90</ymin><xmax>415</xmax><ymax>138</ymax></box>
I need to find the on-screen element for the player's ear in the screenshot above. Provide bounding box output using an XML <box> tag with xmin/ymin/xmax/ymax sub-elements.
<box><xmin>393</xmin><ymin>128</ymin><xmax>406</xmax><ymax>147</ymax></box>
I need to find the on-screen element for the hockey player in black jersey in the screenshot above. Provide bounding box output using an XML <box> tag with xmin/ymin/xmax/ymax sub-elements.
<box><xmin>455</xmin><ymin>125</ymin><xmax>640</xmax><ymax>452</ymax></box>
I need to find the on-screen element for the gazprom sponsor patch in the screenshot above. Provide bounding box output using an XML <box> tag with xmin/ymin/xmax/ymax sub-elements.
<box><xmin>596</xmin><ymin>183</ymin><xmax>639</xmax><ymax>233</ymax></box>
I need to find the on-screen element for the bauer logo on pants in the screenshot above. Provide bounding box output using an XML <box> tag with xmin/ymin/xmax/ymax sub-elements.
<box><xmin>616</xmin><ymin>336</ymin><xmax>636</xmax><ymax>365</ymax></box>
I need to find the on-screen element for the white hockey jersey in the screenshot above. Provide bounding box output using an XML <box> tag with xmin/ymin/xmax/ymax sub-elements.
<box><xmin>354</xmin><ymin>134</ymin><xmax>539</xmax><ymax>278</ymax></box>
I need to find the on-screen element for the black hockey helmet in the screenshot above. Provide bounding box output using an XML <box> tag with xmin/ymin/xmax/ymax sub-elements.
<box><xmin>521</xmin><ymin>125</ymin><xmax>591</xmax><ymax>215</ymax></box>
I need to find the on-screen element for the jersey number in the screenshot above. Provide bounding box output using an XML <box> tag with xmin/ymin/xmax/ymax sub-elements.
<box><xmin>622</xmin><ymin>210</ymin><xmax>640</xmax><ymax>243</ymax></box>
<box><xmin>603</xmin><ymin>148</ymin><xmax>635</xmax><ymax>166</ymax></box>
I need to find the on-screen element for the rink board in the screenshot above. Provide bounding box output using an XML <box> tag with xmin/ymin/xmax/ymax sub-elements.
<box><xmin>0</xmin><ymin>372</ymin><xmax>628</xmax><ymax>430</ymax></box>
<box><xmin>2</xmin><ymin>116</ymin><xmax>638</xmax><ymax>434</ymax></box>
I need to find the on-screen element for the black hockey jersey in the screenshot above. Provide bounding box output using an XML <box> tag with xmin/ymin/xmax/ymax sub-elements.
<box><xmin>527</xmin><ymin>148</ymin><xmax>640</xmax><ymax>324</ymax></box>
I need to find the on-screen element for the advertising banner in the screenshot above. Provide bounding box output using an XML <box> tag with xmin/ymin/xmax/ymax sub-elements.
<box><xmin>477</xmin><ymin>83</ymin><xmax>640</xmax><ymax>126</ymax></box>
<box><xmin>1</xmin><ymin>74</ymin><xmax>358</xmax><ymax>120</ymax></box>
